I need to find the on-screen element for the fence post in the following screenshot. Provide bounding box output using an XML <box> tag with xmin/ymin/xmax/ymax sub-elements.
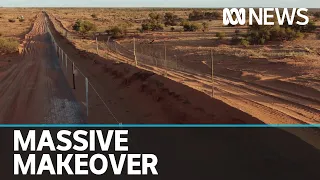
<box><xmin>164</xmin><ymin>42</ymin><xmax>167</xmax><ymax>76</ymax></box>
<box><xmin>72</xmin><ymin>62</ymin><xmax>76</xmax><ymax>89</ymax></box>
<box><xmin>175</xmin><ymin>55</ymin><xmax>178</xmax><ymax>69</ymax></box>
<box><xmin>62</xmin><ymin>50</ymin><xmax>64</xmax><ymax>62</ymax></box>
<box><xmin>211</xmin><ymin>50</ymin><xmax>214</xmax><ymax>98</ymax></box>
<box><xmin>133</xmin><ymin>37</ymin><xmax>137</xmax><ymax>66</ymax></box>
<box><xmin>96</xmin><ymin>36</ymin><xmax>99</xmax><ymax>55</ymax></box>
<box><xmin>65</xmin><ymin>54</ymin><xmax>68</xmax><ymax>73</ymax></box>
<box><xmin>85</xmin><ymin>77</ymin><xmax>89</xmax><ymax>116</ymax></box>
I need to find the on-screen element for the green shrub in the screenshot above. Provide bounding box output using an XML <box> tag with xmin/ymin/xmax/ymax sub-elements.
<box><xmin>107</xmin><ymin>25</ymin><xmax>128</xmax><ymax>38</ymax></box>
<box><xmin>8</xmin><ymin>18</ymin><xmax>15</xmax><ymax>23</ymax></box>
<box><xmin>141</xmin><ymin>13</ymin><xmax>164</xmax><ymax>31</ymax></box>
<box><xmin>189</xmin><ymin>10</ymin><xmax>221</xmax><ymax>20</ymax></box>
<box><xmin>246</xmin><ymin>20</ymin><xmax>316</xmax><ymax>45</ymax></box>
<box><xmin>0</xmin><ymin>37</ymin><xmax>19</xmax><ymax>53</ymax></box>
<box><xmin>19</xmin><ymin>18</ymin><xmax>25</xmax><ymax>22</ymax></box>
<box><xmin>141</xmin><ymin>22</ymin><xmax>164</xmax><ymax>31</ymax></box>
<box><xmin>91</xmin><ymin>14</ymin><xmax>97</xmax><ymax>18</ymax></box>
<box><xmin>240</xmin><ymin>39</ymin><xmax>249</xmax><ymax>47</ymax></box>
<box><xmin>216</xmin><ymin>32</ymin><xmax>226</xmax><ymax>39</ymax></box>
<box><xmin>164</xmin><ymin>12</ymin><xmax>179</xmax><ymax>26</ymax></box>
<box><xmin>183</xmin><ymin>22</ymin><xmax>201</xmax><ymax>32</ymax></box>
<box><xmin>72</xmin><ymin>20</ymin><xmax>97</xmax><ymax>34</ymax></box>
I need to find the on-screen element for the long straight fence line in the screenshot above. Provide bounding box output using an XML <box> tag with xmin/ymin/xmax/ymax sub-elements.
<box><xmin>45</xmin><ymin>17</ymin><xmax>121</xmax><ymax>124</ymax></box>
<box><xmin>48</xmin><ymin>13</ymin><xmax>215</xmax><ymax>98</ymax></box>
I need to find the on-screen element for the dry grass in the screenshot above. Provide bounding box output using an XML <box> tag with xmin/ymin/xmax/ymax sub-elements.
<box><xmin>0</xmin><ymin>8</ymin><xmax>38</xmax><ymax>39</ymax></box>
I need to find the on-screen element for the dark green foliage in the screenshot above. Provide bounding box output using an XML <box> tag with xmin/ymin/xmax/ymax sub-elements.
<box><xmin>246</xmin><ymin>19</ymin><xmax>316</xmax><ymax>45</ymax></box>
<box><xmin>183</xmin><ymin>21</ymin><xmax>201</xmax><ymax>32</ymax></box>
<box><xmin>73</xmin><ymin>20</ymin><xmax>97</xmax><ymax>34</ymax></box>
<box><xmin>107</xmin><ymin>25</ymin><xmax>128</xmax><ymax>38</ymax></box>
<box><xmin>164</xmin><ymin>12</ymin><xmax>179</xmax><ymax>26</ymax></box>
<box><xmin>216</xmin><ymin>32</ymin><xmax>226</xmax><ymax>39</ymax></box>
<box><xmin>141</xmin><ymin>13</ymin><xmax>164</xmax><ymax>31</ymax></box>
<box><xmin>189</xmin><ymin>10</ymin><xmax>221</xmax><ymax>20</ymax></box>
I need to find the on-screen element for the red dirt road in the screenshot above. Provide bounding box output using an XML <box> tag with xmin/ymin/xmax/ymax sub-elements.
<box><xmin>0</xmin><ymin>14</ymin><xmax>83</xmax><ymax>123</ymax></box>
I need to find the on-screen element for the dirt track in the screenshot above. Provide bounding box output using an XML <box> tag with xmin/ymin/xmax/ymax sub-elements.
<box><xmin>105</xmin><ymin>40</ymin><xmax>320</xmax><ymax>125</ymax></box>
<box><xmin>0</xmin><ymin>14</ymin><xmax>83</xmax><ymax>123</ymax></box>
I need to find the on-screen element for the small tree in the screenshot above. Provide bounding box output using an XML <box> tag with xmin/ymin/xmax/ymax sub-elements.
<box><xmin>164</xmin><ymin>12</ymin><xmax>179</xmax><ymax>26</ymax></box>
<box><xmin>73</xmin><ymin>20</ymin><xmax>97</xmax><ymax>34</ymax></box>
<box><xmin>141</xmin><ymin>13</ymin><xmax>164</xmax><ymax>32</ymax></box>
<box><xmin>183</xmin><ymin>21</ymin><xmax>201</xmax><ymax>32</ymax></box>
<box><xmin>108</xmin><ymin>25</ymin><xmax>128</xmax><ymax>38</ymax></box>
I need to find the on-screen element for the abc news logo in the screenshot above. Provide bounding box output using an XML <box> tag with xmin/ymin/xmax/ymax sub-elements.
<box><xmin>223</xmin><ymin>8</ymin><xmax>309</xmax><ymax>26</ymax></box>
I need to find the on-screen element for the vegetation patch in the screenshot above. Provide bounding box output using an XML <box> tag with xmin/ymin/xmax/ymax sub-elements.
<box><xmin>72</xmin><ymin>20</ymin><xmax>97</xmax><ymax>34</ymax></box>
<box><xmin>141</xmin><ymin>13</ymin><xmax>164</xmax><ymax>32</ymax></box>
<box><xmin>0</xmin><ymin>37</ymin><xmax>19</xmax><ymax>53</ymax></box>
<box><xmin>189</xmin><ymin>10</ymin><xmax>221</xmax><ymax>20</ymax></box>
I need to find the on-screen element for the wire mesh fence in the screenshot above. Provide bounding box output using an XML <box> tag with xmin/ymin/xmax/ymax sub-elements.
<box><xmin>47</xmin><ymin>14</ymin><xmax>215</xmax><ymax>98</ymax></box>
<box><xmin>45</xmin><ymin>17</ymin><xmax>122</xmax><ymax>124</ymax></box>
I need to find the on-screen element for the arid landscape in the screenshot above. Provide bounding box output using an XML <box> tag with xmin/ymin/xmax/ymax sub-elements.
<box><xmin>0</xmin><ymin>8</ymin><xmax>319</xmax><ymax>128</ymax></box>
<box><xmin>44</xmin><ymin>8</ymin><xmax>320</xmax><ymax>125</ymax></box>
<box><xmin>0</xmin><ymin>6</ymin><xmax>320</xmax><ymax>179</ymax></box>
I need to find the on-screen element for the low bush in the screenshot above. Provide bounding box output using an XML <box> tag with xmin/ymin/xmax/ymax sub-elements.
<box><xmin>164</xmin><ymin>12</ymin><xmax>179</xmax><ymax>26</ymax></box>
<box><xmin>189</xmin><ymin>10</ymin><xmax>221</xmax><ymax>20</ymax></box>
<box><xmin>141</xmin><ymin>22</ymin><xmax>164</xmax><ymax>31</ymax></box>
<box><xmin>183</xmin><ymin>21</ymin><xmax>201</xmax><ymax>32</ymax></box>
<box><xmin>141</xmin><ymin>13</ymin><xmax>164</xmax><ymax>32</ymax></box>
<box><xmin>107</xmin><ymin>25</ymin><xmax>128</xmax><ymax>38</ymax></box>
<box><xmin>72</xmin><ymin>20</ymin><xmax>97</xmax><ymax>34</ymax></box>
<box><xmin>0</xmin><ymin>37</ymin><xmax>19</xmax><ymax>53</ymax></box>
<box><xmin>216</xmin><ymin>32</ymin><xmax>226</xmax><ymax>39</ymax></box>
<box><xmin>8</xmin><ymin>18</ymin><xmax>16</xmax><ymax>23</ymax></box>
<box><xmin>240</xmin><ymin>39</ymin><xmax>249</xmax><ymax>47</ymax></box>
<box><xmin>91</xmin><ymin>14</ymin><xmax>97</xmax><ymax>18</ymax></box>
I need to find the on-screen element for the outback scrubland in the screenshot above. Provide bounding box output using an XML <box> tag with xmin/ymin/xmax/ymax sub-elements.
<box><xmin>0</xmin><ymin>8</ymin><xmax>38</xmax><ymax>72</ymax></box>
<box><xmin>0</xmin><ymin>8</ymin><xmax>320</xmax><ymax>126</ymax></box>
<box><xmin>43</xmin><ymin>8</ymin><xmax>320</xmax><ymax>125</ymax></box>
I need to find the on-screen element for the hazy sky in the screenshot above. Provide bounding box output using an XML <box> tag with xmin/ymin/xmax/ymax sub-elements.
<box><xmin>0</xmin><ymin>0</ymin><xmax>319</xmax><ymax>8</ymax></box>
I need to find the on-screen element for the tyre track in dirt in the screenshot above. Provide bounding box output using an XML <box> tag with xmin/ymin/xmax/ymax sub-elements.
<box><xmin>0</xmin><ymin>13</ymin><xmax>84</xmax><ymax>123</ymax></box>
<box><xmin>46</xmin><ymin>12</ymin><xmax>319</xmax><ymax>125</ymax></box>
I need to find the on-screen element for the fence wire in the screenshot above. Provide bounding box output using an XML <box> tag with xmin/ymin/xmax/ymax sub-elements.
<box><xmin>47</xmin><ymin>14</ymin><xmax>215</xmax><ymax>98</ymax></box>
<box><xmin>45</xmin><ymin>17</ymin><xmax>121</xmax><ymax>124</ymax></box>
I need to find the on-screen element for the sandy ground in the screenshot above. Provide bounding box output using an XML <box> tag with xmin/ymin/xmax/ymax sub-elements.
<box><xmin>46</xmin><ymin>10</ymin><xmax>320</xmax><ymax>126</ymax></box>
<box><xmin>44</xmin><ymin>12</ymin><xmax>320</xmax><ymax>148</ymax></box>
<box><xmin>0</xmin><ymin>13</ymin><xmax>83</xmax><ymax>123</ymax></box>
